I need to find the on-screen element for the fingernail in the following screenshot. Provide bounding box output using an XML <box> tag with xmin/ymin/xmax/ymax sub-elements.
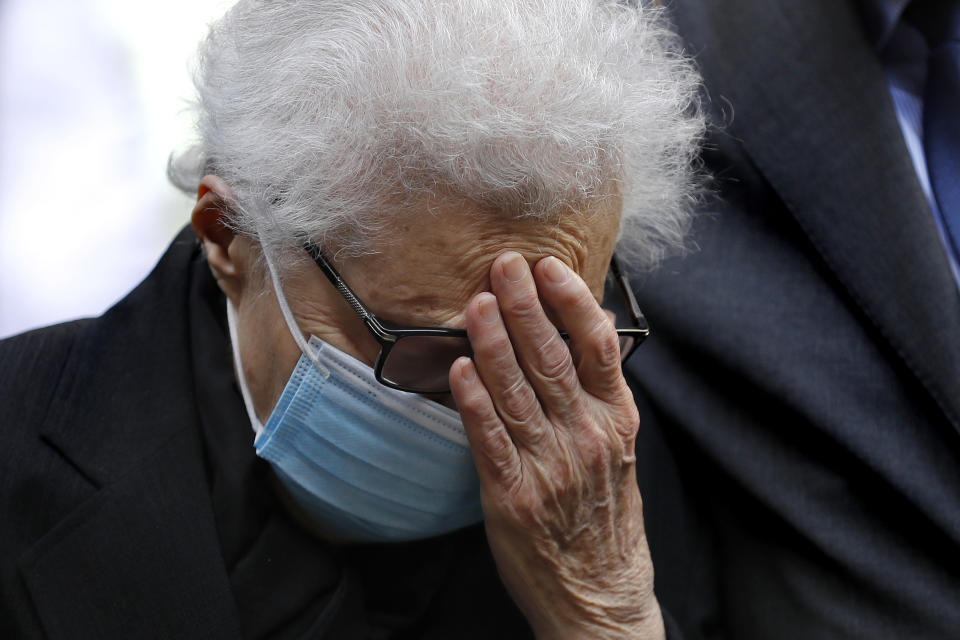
<box><xmin>502</xmin><ymin>253</ymin><xmax>527</xmax><ymax>283</ymax></box>
<box><xmin>460</xmin><ymin>359</ymin><xmax>477</xmax><ymax>382</ymax></box>
<box><xmin>543</xmin><ymin>256</ymin><xmax>570</xmax><ymax>284</ymax></box>
<box><xmin>479</xmin><ymin>295</ymin><xmax>499</xmax><ymax>324</ymax></box>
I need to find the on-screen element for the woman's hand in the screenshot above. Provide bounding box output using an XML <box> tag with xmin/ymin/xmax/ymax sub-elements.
<box><xmin>449</xmin><ymin>252</ymin><xmax>664</xmax><ymax>640</ymax></box>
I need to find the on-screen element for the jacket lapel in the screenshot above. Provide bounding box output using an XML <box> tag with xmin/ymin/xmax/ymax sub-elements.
<box><xmin>19</xmin><ymin>229</ymin><xmax>241</xmax><ymax>638</ymax></box>
<box><xmin>18</xmin><ymin>427</ymin><xmax>241</xmax><ymax>640</ymax></box>
<box><xmin>674</xmin><ymin>0</ymin><xmax>960</xmax><ymax>428</ymax></box>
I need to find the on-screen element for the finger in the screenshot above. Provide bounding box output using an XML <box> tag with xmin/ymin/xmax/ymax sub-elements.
<box><xmin>449</xmin><ymin>357</ymin><xmax>523</xmax><ymax>492</ymax></box>
<box><xmin>533</xmin><ymin>256</ymin><xmax>626</xmax><ymax>402</ymax></box>
<box><xmin>488</xmin><ymin>252</ymin><xmax>584</xmax><ymax>423</ymax></box>
<box><xmin>568</xmin><ymin>309</ymin><xmax>617</xmax><ymax>371</ymax></box>
<box><xmin>464</xmin><ymin>291</ymin><xmax>554</xmax><ymax>453</ymax></box>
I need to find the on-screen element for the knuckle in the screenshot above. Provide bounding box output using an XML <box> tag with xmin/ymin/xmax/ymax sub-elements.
<box><xmin>456</xmin><ymin>382</ymin><xmax>484</xmax><ymax>410</ymax></box>
<box><xmin>501</xmin><ymin>377</ymin><xmax>540</xmax><ymax>423</ymax></box>
<box><xmin>476</xmin><ymin>332</ymin><xmax>512</xmax><ymax>362</ymax></box>
<box><xmin>591</xmin><ymin>319</ymin><xmax>623</xmax><ymax>368</ymax></box>
<box><xmin>457</xmin><ymin>396</ymin><xmax>485</xmax><ymax>422</ymax></box>
<box><xmin>482</xmin><ymin>426</ymin><xmax>510</xmax><ymax>458</ymax></box>
<box><xmin>503</xmin><ymin>288</ymin><xmax>542</xmax><ymax>321</ymax></box>
<box><xmin>457</xmin><ymin>387</ymin><xmax>494</xmax><ymax>422</ymax></box>
<box><xmin>618</xmin><ymin>403</ymin><xmax>641</xmax><ymax>440</ymax></box>
<box><xmin>480</xmin><ymin>424</ymin><xmax>515</xmax><ymax>466</ymax></box>
<box><xmin>561</xmin><ymin>282</ymin><xmax>598</xmax><ymax>314</ymax></box>
<box><xmin>533</xmin><ymin>336</ymin><xmax>575</xmax><ymax>383</ymax></box>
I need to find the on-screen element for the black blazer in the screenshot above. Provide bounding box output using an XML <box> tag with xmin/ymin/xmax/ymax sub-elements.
<box><xmin>0</xmin><ymin>233</ymin><xmax>245</xmax><ymax>638</ymax></box>
<box><xmin>629</xmin><ymin>1</ymin><xmax>960</xmax><ymax>638</ymax></box>
<box><xmin>0</xmin><ymin>231</ymin><xmax>537</xmax><ymax>639</ymax></box>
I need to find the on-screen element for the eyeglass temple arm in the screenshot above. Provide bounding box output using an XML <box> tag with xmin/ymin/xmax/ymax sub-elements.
<box><xmin>609</xmin><ymin>254</ymin><xmax>649</xmax><ymax>333</ymax></box>
<box><xmin>302</xmin><ymin>241</ymin><xmax>395</xmax><ymax>339</ymax></box>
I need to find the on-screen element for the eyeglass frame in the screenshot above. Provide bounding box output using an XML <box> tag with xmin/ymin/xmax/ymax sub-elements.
<box><xmin>302</xmin><ymin>240</ymin><xmax>650</xmax><ymax>393</ymax></box>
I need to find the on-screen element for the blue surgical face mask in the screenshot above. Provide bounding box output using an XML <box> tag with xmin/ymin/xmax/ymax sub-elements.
<box><xmin>226</xmin><ymin>253</ymin><xmax>483</xmax><ymax>543</ymax></box>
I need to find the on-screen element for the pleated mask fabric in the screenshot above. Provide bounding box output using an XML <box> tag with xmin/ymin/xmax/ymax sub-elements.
<box><xmin>254</xmin><ymin>336</ymin><xmax>483</xmax><ymax>543</ymax></box>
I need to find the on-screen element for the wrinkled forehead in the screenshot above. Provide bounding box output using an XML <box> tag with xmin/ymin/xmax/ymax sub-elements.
<box><xmin>330</xmin><ymin>199</ymin><xmax>622</xmax><ymax>328</ymax></box>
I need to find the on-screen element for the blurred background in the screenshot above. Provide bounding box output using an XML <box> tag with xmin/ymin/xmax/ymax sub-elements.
<box><xmin>0</xmin><ymin>0</ymin><xmax>234</xmax><ymax>338</ymax></box>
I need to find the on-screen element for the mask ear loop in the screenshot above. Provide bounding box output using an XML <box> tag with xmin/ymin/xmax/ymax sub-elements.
<box><xmin>260</xmin><ymin>237</ymin><xmax>332</xmax><ymax>380</ymax></box>
<box><xmin>226</xmin><ymin>299</ymin><xmax>265</xmax><ymax>436</ymax></box>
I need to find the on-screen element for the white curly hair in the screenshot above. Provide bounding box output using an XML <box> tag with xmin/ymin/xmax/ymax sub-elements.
<box><xmin>169</xmin><ymin>0</ymin><xmax>704</xmax><ymax>269</ymax></box>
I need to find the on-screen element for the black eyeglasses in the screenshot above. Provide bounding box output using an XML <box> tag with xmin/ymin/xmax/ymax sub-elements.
<box><xmin>303</xmin><ymin>241</ymin><xmax>649</xmax><ymax>394</ymax></box>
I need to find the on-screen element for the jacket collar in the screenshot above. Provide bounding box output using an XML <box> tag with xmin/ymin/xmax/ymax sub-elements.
<box><xmin>22</xmin><ymin>228</ymin><xmax>242</xmax><ymax>638</ymax></box>
<box><xmin>673</xmin><ymin>0</ymin><xmax>960</xmax><ymax>429</ymax></box>
<box><xmin>38</xmin><ymin>229</ymin><xmax>206</xmax><ymax>486</ymax></box>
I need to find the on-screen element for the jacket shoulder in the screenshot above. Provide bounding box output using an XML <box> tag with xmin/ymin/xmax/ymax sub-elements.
<box><xmin>0</xmin><ymin>320</ymin><xmax>93</xmax><ymax>429</ymax></box>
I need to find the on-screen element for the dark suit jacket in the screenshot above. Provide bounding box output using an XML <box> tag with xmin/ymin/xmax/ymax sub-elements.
<box><xmin>628</xmin><ymin>1</ymin><xmax>960</xmax><ymax>638</ymax></box>
<box><xmin>0</xmin><ymin>231</ymin><xmax>538</xmax><ymax>639</ymax></box>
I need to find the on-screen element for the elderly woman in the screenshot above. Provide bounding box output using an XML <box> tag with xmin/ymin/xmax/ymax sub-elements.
<box><xmin>0</xmin><ymin>0</ymin><xmax>702</xmax><ymax>638</ymax></box>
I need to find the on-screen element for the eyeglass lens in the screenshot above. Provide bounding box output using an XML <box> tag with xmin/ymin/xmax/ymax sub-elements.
<box><xmin>380</xmin><ymin>333</ymin><xmax>638</xmax><ymax>393</ymax></box>
<box><xmin>380</xmin><ymin>335</ymin><xmax>475</xmax><ymax>393</ymax></box>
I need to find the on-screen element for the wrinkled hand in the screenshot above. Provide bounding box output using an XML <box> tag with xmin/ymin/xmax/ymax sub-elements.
<box><xmin>449</xmin><ymin>252</ymin><xmax>664</xmax><ymax>640</ymax></box>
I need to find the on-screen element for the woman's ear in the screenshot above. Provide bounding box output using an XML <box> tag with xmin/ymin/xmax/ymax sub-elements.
<box><xmin>191</xmin><ymin>175</ymin><xmax>248</xmax><ymax>302</ymax></box>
